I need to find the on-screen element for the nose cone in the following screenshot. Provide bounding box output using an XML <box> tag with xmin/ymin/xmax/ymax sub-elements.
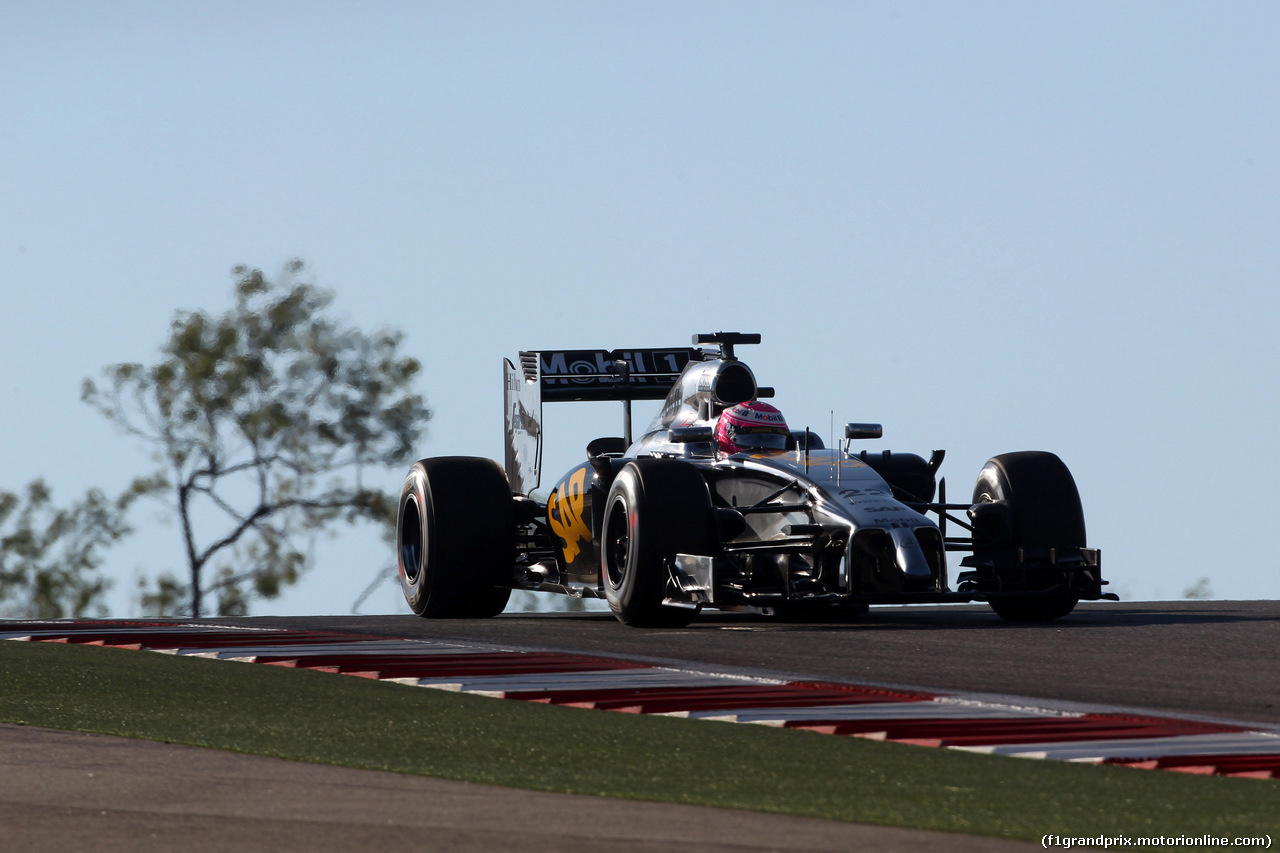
<box><xmin>891</xmin><ymin>527</ymin><xmax>934</xmax><ymax>582</ymax></box>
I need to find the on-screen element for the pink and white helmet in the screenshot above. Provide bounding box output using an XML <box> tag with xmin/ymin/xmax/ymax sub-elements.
<box><xmin>714</xmin><ymin>401</ymin><xmax>790</xmax><ymax>456</ymax></box>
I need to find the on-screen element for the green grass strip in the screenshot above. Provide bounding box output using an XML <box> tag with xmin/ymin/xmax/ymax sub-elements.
<box><xmin>2</xmin><ymin>639</ymin><xmax>1276</xmax><ymax>844</ymax></box>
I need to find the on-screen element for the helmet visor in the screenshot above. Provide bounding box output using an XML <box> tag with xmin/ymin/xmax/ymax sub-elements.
<box><xmin>731</xmin><ymin>427</ymin><xmax>789</xmax><ymax>451</ymax></box>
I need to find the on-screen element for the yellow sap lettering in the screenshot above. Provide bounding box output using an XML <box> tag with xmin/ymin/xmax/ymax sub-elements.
<box><xmin>548</xmin><ymin>467</ymin><xmax>591</xmax><ymax>563</ymax></box>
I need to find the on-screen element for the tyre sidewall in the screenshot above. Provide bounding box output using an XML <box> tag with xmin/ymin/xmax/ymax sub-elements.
<box><xmin>602</xmin><ymin>465</ymin><xmax>650</xmax><ymax>623</ymax></box>
<box><xmin>397</xmin><ymin>461</ymin><xmax>433</xmax><ymax>616</ymax></box>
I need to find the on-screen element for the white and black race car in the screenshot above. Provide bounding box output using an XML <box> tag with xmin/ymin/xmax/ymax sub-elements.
<box><xmin>397</xmin><ymin>332</ymin><xmax>1114</xmax><ymax>627</ymax></box>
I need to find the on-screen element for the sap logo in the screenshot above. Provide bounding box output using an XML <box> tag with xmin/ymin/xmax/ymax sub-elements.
<box><xmin>548</xmin><ymin>467</ymin><xmax>591</xmax><ymax>563</ymax></box>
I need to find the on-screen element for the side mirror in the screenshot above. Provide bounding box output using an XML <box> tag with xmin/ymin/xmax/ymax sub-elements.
<box><xmin>669</xmin><ymin>426</ymin><xmax>715</xmax><ymax>444</ymax></box>
<box><xmin>845</xmin><ymin>423</ymin><xmax>883</xmax><ymax>440</ymax></box>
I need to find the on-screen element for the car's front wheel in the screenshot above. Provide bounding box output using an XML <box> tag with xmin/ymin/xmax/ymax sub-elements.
<box><xmin>973</xmin><ymin>451</ymin><xmax>1085</xmax><ymax>622</ymax></box>
<box><xmin>398</xmin><ymin>456</ymin><xmax>514</xmax><ymax>618</ymax></box>
<box><xmin>601</xmin><ymin>459</ymin><xmax>714</xmax><ymax>627</ymax></box>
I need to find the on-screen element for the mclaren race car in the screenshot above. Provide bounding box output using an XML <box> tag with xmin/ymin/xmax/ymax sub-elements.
<box><xmin>397</xmin><ymin>332</ymin><xmax>1114</xmax><ymax>627</ymax></box>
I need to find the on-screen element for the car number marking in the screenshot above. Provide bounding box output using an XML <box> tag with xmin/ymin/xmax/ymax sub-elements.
<box><xmin>838</xmin><ymin>488</ymin><xmax>888</xmax><ymax>501</ymax></box>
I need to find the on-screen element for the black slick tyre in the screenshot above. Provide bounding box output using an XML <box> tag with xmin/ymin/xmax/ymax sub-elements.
<box><xmin>397</xmin><ymin>456</ymin><xmax>514</xmax><ymax>618</ymax></box>
<box><xmin>973</xmin><ymin>451</ymin><xmax>1084</xmax><ymax>622</ymax></box>
<box><xmin>601</xmin><ymin>458</ymin><xmax>714</xmax><ymax>628</ymax></box>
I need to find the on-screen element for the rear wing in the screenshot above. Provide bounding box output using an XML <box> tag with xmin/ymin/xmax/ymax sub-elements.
<box><xmin>524</xmin><ymin>348</ymin><xmax>700</xmax><ymax>402</ymax></box>
<box><xmin>503</xmin><ymin>347</ymin><xmax>700</xmax><ymax>493</ymax></box>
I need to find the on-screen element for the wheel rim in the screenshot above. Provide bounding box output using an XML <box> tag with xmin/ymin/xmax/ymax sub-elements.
<box><xmin>605</xmin><ymin>499</ymin><xmax>630</xmax><ymax>588</ymax></box>
<box><xmin>399</xmin><ymin>494</ymin><xmax>423</xmax><ymax>584</ymax></box>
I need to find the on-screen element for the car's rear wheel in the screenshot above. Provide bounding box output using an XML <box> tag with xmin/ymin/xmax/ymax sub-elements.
<box><xmin>973</xmin><ymin>451</ymin><xmax>1084</xmax><ymax>622</ymax></box>
<box><xmin>601</xmin><ymin>459</ymin><xmax>714</xmax><ymax>627</ymax></box>
<box><xmin>398</xmin><ymin>457</ymin><xmax>514</xmax><ymax>618</ymax></box>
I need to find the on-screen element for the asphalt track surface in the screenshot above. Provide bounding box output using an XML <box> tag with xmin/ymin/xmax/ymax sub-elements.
<box><xmin>236</xmin><ymin>599</ymin><xmax>1280</xmax><ymax>726</ymax></box>
<box><xmin>7</xmin><ymin>599</ymin><xmax>1277</xmax><ymax>851</ymax></box>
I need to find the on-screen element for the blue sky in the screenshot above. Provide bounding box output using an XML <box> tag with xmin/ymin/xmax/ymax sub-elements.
<box><xmin>3</xmin><ymin>2</ymin><xmax>1277</xmax><ymax>616</ymax></box>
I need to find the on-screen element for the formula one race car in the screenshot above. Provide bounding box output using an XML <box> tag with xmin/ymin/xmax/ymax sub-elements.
<box><xmin>397</xmin><ymin>333</ymin><xmax>1115</xmax><ymax>627</ymax></box>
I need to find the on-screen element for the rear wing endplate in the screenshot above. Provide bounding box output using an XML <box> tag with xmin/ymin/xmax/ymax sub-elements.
<box><xmin>504</xmin><ymin>357</ymin><xmax>543</xmax><ymax>495</ymax></box>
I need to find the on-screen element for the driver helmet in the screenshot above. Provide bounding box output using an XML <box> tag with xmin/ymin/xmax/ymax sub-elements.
<box><xmin>715</xmin><ymin>401</ymin><xmax>790</xmax><ymax>456</ymax></box>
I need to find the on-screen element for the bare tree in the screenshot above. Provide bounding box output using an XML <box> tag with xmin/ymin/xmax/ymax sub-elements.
<box><xmin>83</xmin><ymin>261</ymin><xmax>430</xmax><ymax>617</ymax></box>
